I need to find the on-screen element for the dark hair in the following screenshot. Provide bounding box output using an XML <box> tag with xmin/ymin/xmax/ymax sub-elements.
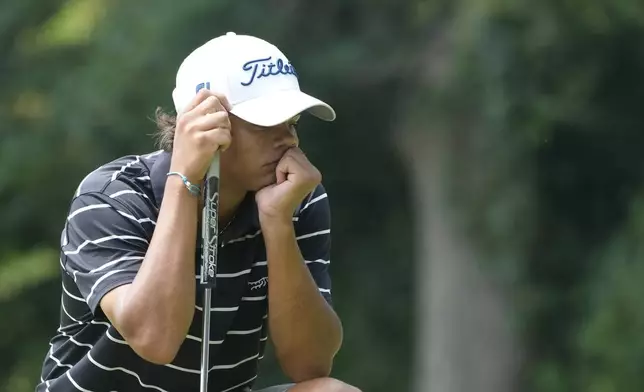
<box><xmin>153</xmin><ymin>107</ymin><xmax>177</xmax><ymax>152</ymax></box>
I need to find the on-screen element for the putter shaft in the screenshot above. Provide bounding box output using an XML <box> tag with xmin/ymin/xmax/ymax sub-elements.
<box><xmin>200</xmin><ymin>288</ymin><xmax>212</xmax><ymax>391</ymax></box>
<box><xmin>200</xmin><ymin>154</ymin><xmax>220</xmax><ymax>392</ymax></box>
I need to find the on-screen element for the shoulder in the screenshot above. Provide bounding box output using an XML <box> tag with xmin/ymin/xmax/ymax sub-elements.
<box><xmin>68</xmin><ymin>151</ymin><xmax>163</xmax><ymax>221</ymax></box>
<box><xmin>294</xmin><ymin>183</ymin><xmax>331</xmax><ymax>229</ymax></box>
<box><xmin>73</xmin><ymin>151</ymin><xmax>161</xmax><ymax>196</ymax></box>
<box><xmin>297</xmin><ymin>183</ymin><xmax>330</xmax><ymax>213</ymax></box>
<box><xmin>293</xmin><ymin>184</ymin><xmax>332</xmax><ymax>258</ymax></box>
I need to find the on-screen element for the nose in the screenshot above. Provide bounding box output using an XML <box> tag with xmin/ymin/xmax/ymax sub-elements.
<box><xmin>273</xmin><ymin>122</ymin><xmax>299</xmax><ymax>149</ymax></box>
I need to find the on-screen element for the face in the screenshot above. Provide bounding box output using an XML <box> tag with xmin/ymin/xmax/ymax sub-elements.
<box><xmin>221</xmin><ymin>113</ymin><xmax>300</xmax><ymax>191</ymax></box>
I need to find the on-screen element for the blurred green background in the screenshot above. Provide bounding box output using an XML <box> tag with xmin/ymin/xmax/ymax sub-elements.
<box><xmin>2</xmin><ymin>0</ymin><xmax>644</xmax><ymax>391</ymax></box>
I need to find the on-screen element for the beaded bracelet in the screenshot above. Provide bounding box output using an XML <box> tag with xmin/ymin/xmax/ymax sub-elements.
<box><xmin>167</xmin><ymin>172</ymin><xmax>201</xmax><ymax>197</ymax></box>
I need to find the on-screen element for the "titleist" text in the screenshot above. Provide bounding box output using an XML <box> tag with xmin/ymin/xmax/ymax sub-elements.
<box><xmin>240</xmin><ymin>57</ymin><xmax>297</xmax><ymax>86</ymax></box>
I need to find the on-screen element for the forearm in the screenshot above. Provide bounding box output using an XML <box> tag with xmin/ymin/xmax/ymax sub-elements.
<box><xmin>262</xmin><ymin>216</ymin><xmax>343</xmax><ymax>382</ymax></box>
<box><xmin>119</xmin><ymin>177</ymin><xmax>198</xmax><ymax>357</ymax></box>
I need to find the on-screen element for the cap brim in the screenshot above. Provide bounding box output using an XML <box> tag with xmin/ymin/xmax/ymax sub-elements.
<box><xmin>229</xmin><ymin>89</ymin><xmax>336</xmax><ymax>127</ymax></box>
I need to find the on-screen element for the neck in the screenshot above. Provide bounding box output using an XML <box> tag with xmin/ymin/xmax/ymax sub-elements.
<box><xmin>217</xmin><ymin>178</ymin><xmax>247</xmax><ymax>227</ymax></box>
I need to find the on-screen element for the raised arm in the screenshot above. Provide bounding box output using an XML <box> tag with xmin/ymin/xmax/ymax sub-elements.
<box><xmin>64</xmin><ymin>90</ymin><xmax>233</xmax><ymax>364</ymax></box>
<box><xmin>256</xmin><ymin>147</ymin><xmax>343</xmax><ymax>382</ymax></box>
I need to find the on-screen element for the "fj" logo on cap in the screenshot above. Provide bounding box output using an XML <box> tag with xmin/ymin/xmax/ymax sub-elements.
<box><xmin>195</xmin><ymin>82</ymin><xmax>211</xmax><ymax>93</ymax></box>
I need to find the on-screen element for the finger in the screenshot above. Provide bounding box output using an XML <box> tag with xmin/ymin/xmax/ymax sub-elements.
<box><xmin>191</xmin><ymin>111</ymin><xmax>231</xmax><ymax>132</ymax></box>
<box><xmin>181</xmin><ymin>91</ymin><xmax>233</xmax><ymax>118</ymax></box>
<box><xmin>275</xmin><ymin>161</ymin><xmax>288</xmax><ymax>184</ymax></box>
<box><xmin>199</xmin><ymin>127</ymin><xmax>232</xmax><ymax>152</ymax></box>
<box><xmin>284</xmin><ymin>147</ymin><xmax>309</xmax><ymax>166</ymax></box>
<box><xmin>281</xmin><ymin>149</ymin><xmax>321</xmax><ymax>184</ymax></box>
<box><xmin>190</xmin><ymin>95</ymin><xmax>228</xmax><ymax>119</ymax></box>
<box><xmin>212</xmin><ymin>93</ymin><xmax>232</xmax><ymax>111</ymax></box>
<box><xmin>275</xmin><ymin>154</ymin><xmax>296</xmax><ymax>184</ymax></box>
<box><xmin>180</xmin><ymin>88</ymin><xmax>214</xmax><ymax>115</ymax></box>
<box><xmin>196</xmin><ymin>92</ymin><xmax>234</xmax><ymax>115</ymax></box>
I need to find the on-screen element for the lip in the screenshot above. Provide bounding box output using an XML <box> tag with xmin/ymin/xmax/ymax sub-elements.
<box><xmin>264</xmin><ymin>158</ymin><xmax>282</xmax><ymax>167</ymax></box>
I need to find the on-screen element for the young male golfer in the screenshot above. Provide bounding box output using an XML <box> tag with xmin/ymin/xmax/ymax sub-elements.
<box><xmin>37</xmin><ymin>32</ymin><xmax>360</xmax><ymax>392</ymax></box>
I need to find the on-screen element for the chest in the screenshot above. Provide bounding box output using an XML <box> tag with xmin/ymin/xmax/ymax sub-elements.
<box><xmin>193</xmin><ymin>234</ymin><xmax>269</xmax><ymax>309</ymax></box>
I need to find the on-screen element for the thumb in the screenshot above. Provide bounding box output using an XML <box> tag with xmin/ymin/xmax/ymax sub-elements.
<box><xmin>275</xmin><ymin>158</ymin><xmax>290</xmax><ymax>185</ymax></box>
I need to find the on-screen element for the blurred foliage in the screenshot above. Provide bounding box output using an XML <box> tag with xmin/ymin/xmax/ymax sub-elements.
<box><xmin>0</xmin><ymin>248</ymin><xmax>59</xmax><ymax>301</ymax></box>
<box><xmin>574</xmin><ymin>195</ymin><xmax>644</xmax><ymax>392</ymax></box>
<box><xmin>2</xmin><ymin>0</ymin><xmax>644</xmax><ymax>391</ymax></box>
<box><xmin>0</xmin><ymin>1</ymin><xmax>415</xmax><ymax>391</ymax></box>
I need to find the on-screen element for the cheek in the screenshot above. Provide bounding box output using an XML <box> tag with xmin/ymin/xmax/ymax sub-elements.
<box><xmin>239</xmin><ymin>136</ymin><xmax>269</xmax><ymax>162</ymax></box>
<box><xmin>221</xmin><ymin>141</ymin><xmax>259</xmax><ymax>174</ymax></box>
<box><xmin>227</xmin><ymin>127</ymin><xmax>275</xmax><ymax>168</ymax></box>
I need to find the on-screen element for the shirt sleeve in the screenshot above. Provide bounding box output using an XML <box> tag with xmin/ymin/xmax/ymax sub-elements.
<box><xmin>61</xmin><ymin>192</ymin><xmax>152</xmax><ymax>314</ymax></box>
<box><xmin>294</xmin><ymin>183</ymin><xmax>333</xmax><ymax>306</ymax></box>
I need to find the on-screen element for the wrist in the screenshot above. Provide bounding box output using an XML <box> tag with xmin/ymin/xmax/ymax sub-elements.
<box><xmin>168</xmin><ymin>165</ymin><xmax>203</xmax><ymax>186</ymax></box>
<box><xmin>258</xmin><ymin>212</ymin><xmax>295</xmax><ymax>235</ymax></box>
<box><xmin>166</xmin><ymin>171</ymin><xmax>202</xmax><ymax>198</ymax></box>
<box><xmin>165</xmin><ymin>175</ymin><xmax>200</xmax><ymax>202</ymax></box>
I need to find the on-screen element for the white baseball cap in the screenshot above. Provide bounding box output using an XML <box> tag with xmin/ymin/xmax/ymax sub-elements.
<box><xmin>172</xmin><ymin>32</ymin><xmax>336</xmax><ymax>127</ymax></box>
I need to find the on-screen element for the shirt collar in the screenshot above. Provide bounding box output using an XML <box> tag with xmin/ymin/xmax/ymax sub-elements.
<box><xmin>149</xmin><ymin>151</ymin><xmax>260</xmax><ymax>240</ymax></box>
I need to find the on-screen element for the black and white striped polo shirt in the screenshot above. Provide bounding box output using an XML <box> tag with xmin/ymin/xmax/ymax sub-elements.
<box><xmin>37</xmin><ymin>150</ymin><xmax>333</xmax><ymax>392</ymax></box>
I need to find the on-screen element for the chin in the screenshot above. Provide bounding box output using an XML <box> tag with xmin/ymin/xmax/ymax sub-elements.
<box><xmin>252</xmin><ymin>174</ymin><xmax>277</xmax><ymax>191</ymax></box>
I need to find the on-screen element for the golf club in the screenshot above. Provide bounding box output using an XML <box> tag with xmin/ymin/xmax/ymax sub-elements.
<box><xmin>200</xmin><ymin>152</ymin><xmax>220</xmax><ymax>392</ymax></box>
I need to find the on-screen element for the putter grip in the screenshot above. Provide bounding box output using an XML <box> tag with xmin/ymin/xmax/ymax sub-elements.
<box><xmin>200</xmin><ymin>153</ymin><xmax>220</xmax><ymax>287</ymax></box>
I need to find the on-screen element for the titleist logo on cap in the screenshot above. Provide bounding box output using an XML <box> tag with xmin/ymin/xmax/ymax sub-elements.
<box><xmin>241</xmin><ymin>56</ymin><xmax>298</xmax><ymax>87</ymax></box>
